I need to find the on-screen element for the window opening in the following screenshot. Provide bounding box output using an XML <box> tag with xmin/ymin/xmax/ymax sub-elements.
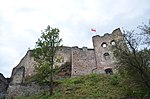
<box><xmin>103</xmin><ymin>52</ymin><xmax>110</xmax><ymax>60</ymax></box>
<box><xmin>110</xmin><ymin>40</ymin><xmax>116</xmax><ymax>46</ymax></box>
<box><xmin>105</xmin><ymin>68</ymin><xmax>113</xmax><ymax>74</ymax></box>
<box><xmin>101</xmin><ymin>42</ymin><xmax>107</xmax><ymax>48</ymax></box>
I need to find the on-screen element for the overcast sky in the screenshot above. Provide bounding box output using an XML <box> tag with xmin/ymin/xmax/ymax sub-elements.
<box><xmin>0</xmin><ymin>0</ymin><xmax>150</xmax><ymax>77</ymax></box>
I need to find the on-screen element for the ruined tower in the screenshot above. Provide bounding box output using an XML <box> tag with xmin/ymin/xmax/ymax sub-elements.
<box><xmin>92</xmin><ymin>28</ymin><xmax>124</xmax><ymax>74</ymax></box>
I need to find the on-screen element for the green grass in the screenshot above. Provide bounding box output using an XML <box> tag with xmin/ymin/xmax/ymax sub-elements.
<box><xmin>18</xmin><ymin>73</ymin><xmax>146</xmax><ymax>99</ymax></box>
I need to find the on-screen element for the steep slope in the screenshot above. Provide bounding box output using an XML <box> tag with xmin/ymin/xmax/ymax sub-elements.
<box><xmin>18</xmin><ymin>74</ymin><xmax>145</xmax><ymax>99</ymax></box>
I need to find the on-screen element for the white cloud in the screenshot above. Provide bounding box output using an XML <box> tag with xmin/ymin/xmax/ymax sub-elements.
<box><xmin>0</xmin><ymin>0</ymin><xmax>150</xmax><ymax>77</ymax></box>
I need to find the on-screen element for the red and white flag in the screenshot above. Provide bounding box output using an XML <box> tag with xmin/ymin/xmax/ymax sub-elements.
<box><xmin>91</xmin><ymin>29</ymin><xmax>96</xmax><ymax>32</ymax></box>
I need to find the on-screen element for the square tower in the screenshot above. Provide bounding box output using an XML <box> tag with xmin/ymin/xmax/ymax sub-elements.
<box><xmin>92</xmin><ymin>28</ymin><xmax>124</xmax><ymax>74</ymax></box>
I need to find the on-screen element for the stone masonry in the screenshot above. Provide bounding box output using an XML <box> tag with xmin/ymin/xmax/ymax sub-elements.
<box><xmin>6</xmin><ymin>28</ymin><xmax>124</xmax><ymax>97</ymax></box>
<box><xmin>10</xmin><ymin>50</ymin><xmax>37</xmax><ymax>84</ymax></box>
<box><xmin>71</xmin><ymin>47</ymin><xmax>96</xmax><ymax>76</ymax></box>
<box><xmin>7</xmin><ymin>28</ymin><xmax>123</xmax><ymax>97</ymax></box>
<box><xmin>10</xmin><ymin>28</ymin><xmax>124</xmax><ymax>80</ymax></box>
<box><xmin>92</xmin><ymin>28</ymin><xmax>124</xmax><ymax>73</ymax></box>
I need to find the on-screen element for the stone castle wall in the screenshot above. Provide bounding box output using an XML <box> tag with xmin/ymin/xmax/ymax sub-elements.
<box><xmin>7</xmin><ymin>28</ymin><xmax>124</xmax><ymax>94</ymax></box>
<box><xmin>6</xmin><ymin>28</ymin><xmax>124</xmax><ymax>97</ymax></box>
<box><xmin>54</xmin><ymin>46</ymin><xmax>72</xmax><ymax>67</ymax></box>
<box><xmin>71</xmin><ymin>47</ymin><xmax>96</xmax><ymax>76</ymax></box>
<box><xmin>11</xmin><ymin>50</ymin><xmax>37</xmax><ymax>84</ymax></box>
<box><xmin>10</xmin><ymin>28</ymin><xmax>124</xmax><ymax>82</ymax></box>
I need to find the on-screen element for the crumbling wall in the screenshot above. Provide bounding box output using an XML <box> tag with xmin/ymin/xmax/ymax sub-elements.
<box><xmin>11</xmin><ymin>50</ymin><xmax>37</xmax><ymax>81</ymax></box>
<box><xmin>7</xmin><ymin>50</ymin><xmax>38</xmax><ymax>98</ymax></box>
<box><xmin>7</xmin><ymin>47</ymin><xmax>72</xmax><ymax>97</ymax></box>
<box><xmin>11</xmin><ymin>66</ymin><xmax>25</xmax><ymax>84</ymax></box>
<box><xmin>6</xmin><ymin>28</ymin><xmax>125</xmax><ymax>98</ymax></box>
<box><xmin>71</xmin><ymin>47</ymin><xmax>96</xmax><ymax>76</ymax></box>
<box><xmin>9</xmin><ymin>28</ymin><xmax>124</xmax><ymax>81</ymax></box>
<box><xmin>10</xmin><ymin>47</ymin><xmax>72</xmax><ymax>83</ymax></box>
<box><xmin>54</xmin><ymin>46</ymin><xmax>71</xmax><ymax>67</ymax></box>
<box><xmin>92</xmin><ymin>28</ymin><xmax>124</xmax><ymax>73</ymax></box>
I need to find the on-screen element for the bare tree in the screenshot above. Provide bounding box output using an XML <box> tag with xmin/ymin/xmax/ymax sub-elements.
<box><xmin>138</xmin><ymin>19</ymin><xmax>150</xmax><ymax>45</ymax></box>
<box><xmin>114</xmin><ymin>26</ymin><xmax>150</xmax><ymax>96</ymax></box>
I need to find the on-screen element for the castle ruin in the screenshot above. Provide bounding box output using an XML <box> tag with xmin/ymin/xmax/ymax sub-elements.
<box><xmin>5</xmin><ymin>28</ymin><xmax>124</xmax><ymax>97</ymax></box>
<box><xmin>10</xmin><ymin>28</ymin><xmax>124</xmax><ymax>81</ymax></box>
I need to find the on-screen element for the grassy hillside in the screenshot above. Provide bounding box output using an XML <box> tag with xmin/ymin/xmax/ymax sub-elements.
<box><xmin>19</xmin><ymin>73</ymin><xmax>146</xmax><ymax>99</ymax></box>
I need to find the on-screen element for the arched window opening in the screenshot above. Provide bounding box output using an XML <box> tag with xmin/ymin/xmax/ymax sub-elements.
<box><xmin>105</xmin><ymin>68</ymin><xmax>113</xmax><ymax>74</ymax></box>
<box><xmin>103</xmin><ymin>52</ymin><xmax>110</xmax><ymax>60</ymax></box>
<box><xmin>110</xmin><ymin>40</ymin><xmax>116</xmax><ymax>46</ymax></box>
<box><xmin>101</xmin><ymin>42</ymin><xmax>107</xmax><ymax>48</ymax></box>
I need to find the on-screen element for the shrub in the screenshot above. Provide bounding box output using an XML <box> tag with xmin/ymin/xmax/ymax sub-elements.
<box><xmin>110</xmin><ymin>74</ymin><xmax>121</xmax><ymax>86</ymax></box>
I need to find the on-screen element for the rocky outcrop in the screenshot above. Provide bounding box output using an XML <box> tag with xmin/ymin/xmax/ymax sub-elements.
<box><xmin>58</xmin><ymin>62</ymin><xmax>71</xmax><ymax>78</ymax></box>
<box><xmin>6</xmin><ymin>82</ymin><xmax>49</xmax><ymax>98</ymax></box>
<box><xmin>0</xmin><ymin>73</ymin><xmax>10</xmax><ymax>99</ymax></box>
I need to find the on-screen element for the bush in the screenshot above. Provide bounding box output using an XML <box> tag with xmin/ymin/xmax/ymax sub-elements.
<box><xmin>110</xmin><ymin>74</ymin><xmax>121</xmax><ymax>86</ymax></box>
